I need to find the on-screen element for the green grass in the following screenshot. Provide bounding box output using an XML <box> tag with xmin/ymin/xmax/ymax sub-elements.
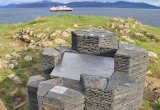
<box><xmin>141</xmin><ymin>100</ymin><xmax>160</xmax><ymax>110</ymax></box>
<box><xmin>0</xmin><ymin>14</ymin><xmax>160</xmax><ymax>109</ymax></box>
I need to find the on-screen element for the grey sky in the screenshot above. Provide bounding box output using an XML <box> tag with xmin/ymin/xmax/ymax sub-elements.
<box><xmin>0</xmin><ymin>0</ymin><xmax>160</xmax><ymax>6</ymax></box>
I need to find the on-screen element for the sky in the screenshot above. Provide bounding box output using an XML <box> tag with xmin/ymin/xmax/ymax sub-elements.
<box><xmin>0</xmin><ymin>0</ymin><xmax>160</xmax><ymax>6</ymax></box>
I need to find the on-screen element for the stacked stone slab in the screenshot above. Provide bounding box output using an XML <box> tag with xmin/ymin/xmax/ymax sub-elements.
<box><xmin>42</xmin><ymin>48</ymin><xmax>61</xmax><ymax>74</ymax></box>
<box><xmin>37</xmin><ymin>78</ymin><xmax>85</xmax><ymax>110</ymax></box>
<box><xmin>55</xmin><ymin>46</ymin><xmax>76</xmax><ymax>54</ymax></box>
<box><xmin>42</xmin><ymin>46</ymin><xmax>75</xmax><ymax>74</ymax></box>
<box><xmin>72</xmin><ymin>29</ymin><xmax>118</xmax><ymax>57</ymax></box>
<box><xmin>108</xmin><ymin>44</ymin><xmax>148</xmax><ymax>110</ymax></box>
<box><xmin>27</xmin><ymin>74</ymin><xmax>47</xmax><ymax>110</ymax></box>
<box><xmin>61</xmin><ymin>78</ymin><xmax>82</xmax><ymax>92</ymax></box>
<box><xmin>37</xmin><ymin>78</ymin><xmax>62</xmax><ymax>110</ymax></box>
<box><xmin>27</xmin><ymin>29</ymin><xmax>148</xmax><ymax>110</ymax></box>
<box><xmin>80</xmin><ymin>74</ymin><xmax>113</xmax><ymax>110</ymax></box>
<box><xmin>79</xmin><ymin>44</ymin><xmax>148</xmax><ymax>110</ymax></box>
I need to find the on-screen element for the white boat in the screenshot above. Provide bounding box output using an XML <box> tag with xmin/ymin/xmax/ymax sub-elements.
<box><xmin>50</xmin><ymin>6</ymin><xmax>73</xmax><ymax>12</ymax></box>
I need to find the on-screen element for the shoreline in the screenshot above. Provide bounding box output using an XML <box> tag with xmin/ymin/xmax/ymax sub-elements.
<box><xmin>0</xmin><ymin>8</ymin><xmax>160</xmax><ymax>26</ymax></box>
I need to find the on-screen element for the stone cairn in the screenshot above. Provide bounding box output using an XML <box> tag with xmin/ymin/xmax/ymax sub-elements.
<box><xmin>27</xmin><ymin>29</ymin><xmax>148</xmax><ymax>110</ymax></box>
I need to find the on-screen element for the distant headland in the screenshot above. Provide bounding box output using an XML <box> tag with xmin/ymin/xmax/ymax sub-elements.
<box><xmin>1</xmin><ymin>1</ymin><xmax>160</xmax><ymax>9</ymax></box>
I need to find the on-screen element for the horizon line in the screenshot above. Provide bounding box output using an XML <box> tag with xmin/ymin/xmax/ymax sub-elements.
<box><xmin>0</xmin><ymin>1</ymin><xmax>160</xmax><ymax>7</ymax></box>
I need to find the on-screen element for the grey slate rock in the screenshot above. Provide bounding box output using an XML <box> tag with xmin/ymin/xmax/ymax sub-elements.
<box><xmin>61</xmin><ymin>78</ymin><xmax>82</xmax><ymax>92</ymax></box>
<box><xmin>27</xmin><ymin>74</ymin><xmax>47</xmax><ymax>110</ymax></box>
<box><xmin>27</xmin><ymin>29</ymin><xmax>148</xmax><ymax>110</ymax></box>
<box><xmin>37</xmin><ymin>78</ymin><xmax>63</xmax><ymax>110</ymax></box>
<box><xmin>51</xmin><ymin>52</ymin><xmax>114</xmax><ymax>81</ymax></box>
<box><xmin>80</xmin><ymin>74</ymin><xmax>108</xmax><ymax>91</ymax></box>
<box><xmin>42</xmin><ymin>48</ymin><xmax>61</xmax><ymax>74</ymax></box>
<box><xmin>103</xmin><ymin>44</ymin><xmax>148</xmax><ymax>110</ymax></box>
<box><xmin>39</xmin><ymin>86</ymin><xmax>85</xmax><ymax>110</ymax></box>
<box><xmin>27</xmin><ymin>74</ymin><xmax>47</xmax><ymax>90</ymax></box>
<box><xmin>55</xmin><ymin>46</ymin><xmax>76</xmax><ymax>54</ymax></box>
<box><xmin>37</xmin><ymin>78</ymin><xmax>63</xmax><ymax>97</ymax></box>
<box><xmin>71</xmin><ymin>29</ymin><xmax>118</xmax><ymax>57</ymax></box>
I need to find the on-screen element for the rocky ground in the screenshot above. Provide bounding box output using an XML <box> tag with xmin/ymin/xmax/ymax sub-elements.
<box><xmin>0</xmin><ymin>14</ymin><xmax>160</xmax><ymax>110</ymax></box>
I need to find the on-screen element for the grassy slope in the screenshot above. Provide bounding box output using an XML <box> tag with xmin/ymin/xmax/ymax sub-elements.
<box><xmin>0</xmin><ymin>14</ymin><xmax>160</xmax><ymax>109</ymax></box>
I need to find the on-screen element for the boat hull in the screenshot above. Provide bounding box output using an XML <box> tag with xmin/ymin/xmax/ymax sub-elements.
<box><xmin>50</xmin><ymin>10</ymin><xmax>73</xmax><ymax>12</ymax></box>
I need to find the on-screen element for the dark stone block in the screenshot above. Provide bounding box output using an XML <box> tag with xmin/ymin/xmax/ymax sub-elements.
<box><xmin>71</xmin><ymin>29</ymin><xmax>118</xmax><ymax>57</ymax></box>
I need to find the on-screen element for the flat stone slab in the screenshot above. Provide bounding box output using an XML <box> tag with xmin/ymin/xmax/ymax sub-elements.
<box><xmin>51</xmin><ymin>52</ymin><xmax>114</xmax><ymax>81</ymax></box>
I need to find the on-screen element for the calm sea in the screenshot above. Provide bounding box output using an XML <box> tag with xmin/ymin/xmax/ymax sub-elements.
<box><xmin>0</xmin><ymin>8</ymin><xmax>160</xmax><ymax>26</ymax></box>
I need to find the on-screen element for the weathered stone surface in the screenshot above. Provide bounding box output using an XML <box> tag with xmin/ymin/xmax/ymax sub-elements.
<box><xmin>24</xmin><ymin>55</ymin><xmax>32</xmax><ymax>62</ymax></box>
<box><xmin>104</xmin><ymin>44</ymin><xmax>148</xmax><ymax>110</ymax></box>
<box><xmin>51</xmin><ymin>52</ymin><xmax>114</xmax><ymax>81</ymax></box>
<box><xmin>40</xmin><ymin>40</ymin><xmax>53</xmax><ymax>48</ymax></box>
<box><xmin>42</xmin><ymin>48</ymin><xmax>61</xmax><ymax>74</ymax></box>
<box><xmin>27</xmin><ymin>29</ymin><xmax>148</xmax><ymax>110</ymax></box>
<box><xmin>13</xmin><ymin>76</ymin><xmax>22</xmax><ymax>84</ymax></box>
<box><xmin>49</xmin><ymin>30</ymin><xmax>61</xmax><ymax>39</ymax></box>
<box><xmin>7</xmin><ymin>74</ymin><xmax>15</xmax><ymax>79</ymax></box>
<box><xmin>61</xmin><ymin>78</ymin><xmax>82</xmax><ymax>92</ymax></box>
<box><xmin>55</xmin><ymin>46</ymin><xmax>76</xmax><ymax>54</ymax></box>
<box><xmin>37</xmin><ymin>33</ymin><xmax>46</xmax><ymax>39</ymax></box>
<box><xmin>38</xmin><ymin>78</ymin><xmax>85</xmax><ymax>110</ymax></box>
<box><xmin>27</xmin><ymin>74</ymin><xmax>47</xmax><ymax>110</ymax></box>
<box><xmin>72</xmin><ymin>29</ymin><xmax>118</xmax><ymax>57</ymax></box>
<box><xmin>20</xmin><ymin>34</ymin><xmax>31</xmax><ymax>43</ymax></box>
<box><xmin>80</xmin><ymin>74</ymin><xmax>108</xmax><ymax>90</ymax></box>
<box><xmin>37</xmin><ymin>78</ymin><xmax>63</xmax><ymax>97</ymax></box>
<box><xmin>8</xmin><ymin>60</ymin><xmax>19</xmax><ymax>69</ymax></box>
<box><xmin>121</xmin><ymin>36</ymin><xmax>135</xmax><ymax>43</ymax></box>
<box><xmin>41</xmin><ymin>86</ymin><xmax>85</xmax><ymax>110</ymax></box>
<box><xmin>74</xmin><ymin>24</ymin><xmax>79</xmax><ymax>28</ymax></box>
<box><xmin>61</xmin><ymin>31</ymin><xmax>71</xmax><ymax>37</ymax></box>
<box><xmin>8</xmin><ymin>64</ymin><xmax>15</xmax><ymax>69</ymax></box>
<box><xmin>54</xmin><ymin>38</ymin><xmax>66</xmax><ymax>45</ymax></box>
<box><xmin>27</xmin><ymin>75</ymin><xmax>47</xmax><ymax>88</ymax></box>
<box><xmin>149</xmin><ymin>58</ymin><xmax>159</xmax><ymax>65</ymax></box>
<box><xmin>0</xmin><ymin>60</ymin><xmax>8</xmax><ymax>69</ymax></box>
<box><xmin>148</xmin><ymin>51</ymin><xmax>159</xmax><ymax>59</ymax></box>
<box><xmin>8</xmin><ymin>74</ymin><xmax>22</xmax><ymax>84</ymax></box>
<box><xmin>37</xmin><ymin>78</ymin><xmax>64</xmax><ymax>110</ymax></box>
<box><xmin>114</xmin><ymin>44</ymin><xmax>148</xmax><ymax>75</ymax></box>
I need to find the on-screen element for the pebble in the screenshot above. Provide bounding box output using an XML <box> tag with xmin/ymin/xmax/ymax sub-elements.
<box><xmin>40</xmin><ymin>41</ymin><xmax>53</xmax><ymax>48</ymax></box>
<box><xmin>21</xmin><ymin>35</ymin><xmax>31</xmax><ymax>43</ymax></box>
<box><xmin>149</xmin><ymin>58</ymin><xmax>159</xmax><ymax>65</ymax></box>
<box><xmin>10</xmin><ymin>60</ymin><xmax>19</xmax><ymax>68</ymax></box>
<box><xmin>5</xmin><ymin>54</ymin><xmax>12</xmax><ymax>59</ymax></box>
<box><xmin>13</xmin><ymin>76</ymin><xmax>22</xmax><ymax>84</ymax></box>
<box><xmin>8</xmin><ymin>74</ymin><xmax>15</xmax><ymax>79</ymax></box>
<box><xmin>28</xmin><ymin>43</ymin><xmax>36</xmax><ymax>49</ymax></box>
<box><xmin>50</xmin><ymin>32</ymin><xmax>58</xmax><ymax>39</ymax></box>
<box><xmin>11</xmin><ymin>52</ymin><xmax>20</xmax><ymax>59</ymax></box>
<box><xmin>24</xmin><ymin>55</ymin><xmax>32</xmax><ymax>62</ymax></box>
<box><xmin>74</xmin><ymin>24</ymin><xmax>79</xmax><ymax>28</ymax></box>
<box><xmin>148</xmin><ymin>51</ymin><xmax>159</xmax><ymax>59</ymax></box>
<box><xmin>147</xmin><ymin>70</ymin><xmax>152</xmax><ymax>75</ymax></box>
<box><xmin>8</xmin><ymin>64</ymin><xmax>15</xmax><ymax>69</ymax></box>
<box><xmin>61</xmin><ymin>31</ymin><xmax>70</xmax><ymax>37</ymax></box>
<box><xmin>121</xmin><ymin>36</ymin><xmax>135</xmax><ymax>43</ymax></box>
<box><xmin>0</xmin><ymin>60</ymin><xmax>6</xmax><ymax>69</ymax></box>
<box><xmin>54</xmin><ymin>38</ymin><xmax>66</xmax><ymax>45</ymax></box>
<box><xmin>37</xmin><ymin>33</ymin><xmax>46</xmax><ymax>39</ymax></box>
